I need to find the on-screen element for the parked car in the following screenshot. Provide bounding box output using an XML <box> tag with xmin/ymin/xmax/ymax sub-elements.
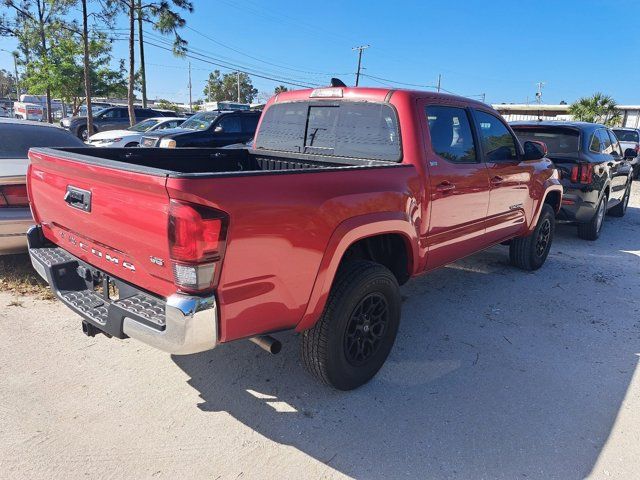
<box><xmin>27</xmin><ymin>86</ymin><xmax>561</xmax><ymax>390</ymax></box>
<box><xmin>87</xmin><ymin>117</ymin><xmax>185</xmax><ymax>147</ymax></box>
<box><xmin>0</xmin><ymin>118</ymin><xmax>84</xmax><ymax>254</ymax></box>
<box><xmin>139</xmin><ymin>109</ymin><xmax>260</xmax><ymax>148</ymax></box>
<box><xmin>61</xmin><ymin>106</ymin><xmax>174</xmax><ymax>140</ymax></box>
<box><xmin>611</xmin><ymin>127</ymin><xmax>640</xmax><ymax>178</ymax></box>
<box><xmin>512</xmin><ymin>121</ymin><xmax>634</xmax><ymax>240</ymax></box>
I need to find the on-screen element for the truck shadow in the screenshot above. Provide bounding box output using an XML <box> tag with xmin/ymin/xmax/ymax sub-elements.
<box><xmin>171</xmin><ymin>207</ymin><xmax>640</xmax><ymax>479</ymax></box>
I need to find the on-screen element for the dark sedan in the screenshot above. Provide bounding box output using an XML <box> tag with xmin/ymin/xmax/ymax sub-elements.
<box><xmin>512</xmin><ymin>121</ymin><xmax>634</xmax><ymax>240</ymax></box>
<box><xmin>139</xmin><ymin>110</ymin><xmax>260</xmax><ymax>148</ymax></box>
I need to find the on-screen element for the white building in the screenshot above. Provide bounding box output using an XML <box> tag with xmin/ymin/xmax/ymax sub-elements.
<box><xmin>493</xmin><ymin>104</ymin><xmax>640</xmax><ymax>128</ymax></box>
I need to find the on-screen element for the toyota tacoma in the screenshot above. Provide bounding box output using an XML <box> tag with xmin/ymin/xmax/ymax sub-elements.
<box><xmin>27</xmin><ymin>86</ymin><xmax>562</xmax><ymax>390</ymax></box>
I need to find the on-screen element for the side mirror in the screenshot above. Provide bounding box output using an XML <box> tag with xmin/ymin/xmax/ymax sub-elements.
<box><xmin>214</xmin><ymin>125</ymin><xmax>224</xmax><ymax>133</ymax></box>
<box><xmin>523</xmin><ymin>140</ymin><xmax>547</xmax><ymax>160</ymax></box>
<box><xmin>624</xmin><ymin>147</ymin><xmax>637</xmax><ymax>160</ymax></box>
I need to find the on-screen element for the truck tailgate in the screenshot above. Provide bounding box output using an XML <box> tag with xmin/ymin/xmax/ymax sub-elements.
<box><xmin>28</xmin><ymin>148</ymin><xmax>175</xmax><ymax>297</ymax></box>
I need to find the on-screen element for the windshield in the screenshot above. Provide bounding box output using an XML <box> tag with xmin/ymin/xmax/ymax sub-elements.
<box><xmin>612</xmin><ymin>129</ymin><xmax>639</xmax><ymax>143</ymax></box>
<box><xmin>128</xmin><ymin>119</ymin><xmax>160</xmax><ymax>132</ymax></box>
<box><xmin>512</xmin><ymin>126</ymin><xmax>580</xmax><ymax>155</ymax></box>
<box><xmin>180</xmin><ymin>111</ymin><xmax>220</xmax><ymax>131</ymax></box>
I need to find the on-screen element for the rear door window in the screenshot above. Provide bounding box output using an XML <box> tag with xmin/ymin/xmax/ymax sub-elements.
<box><xmin>217</xmin><ymin>115</ymin><xmax>242</xmax><ymax>133</ymax></box>
<box><xmin>256</xmin><ymin>101</ymin><xmax>401</xmax><ymax>161</ymax></box>
<box><xmin>241</xmin><ymin>115</ymin><xmax>260</xmax><ymax>134</ymax></box>
<box><xmin>425</xmin><ymin>106</ymin><xmax>477</xmax><ymax>163</ymax></box>
<box><xmin>607</xmin><ymin>130</ymin><xmax>622</xmax><ymax>156</ymax></box>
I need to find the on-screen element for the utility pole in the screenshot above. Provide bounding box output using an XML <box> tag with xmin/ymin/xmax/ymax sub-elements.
<box><xmin>535</xmin><ymin>82</ymin><xmax>545</xmax><ymax>104</ymax></box>
<box><xmin>436</xmin><ymin>74</ymin><xmax>442</xmax><ymax>93</ymax></box>
<box><xmin>481</xmin><ymin>93</ymin><xmax>486</xmax><ymax>103</ymax></box>
<box><xmin>12</xmin><ymin>52</ymin><xmax>19</xmax><ymax>100</ymax></box>
<box><xmin>237</xmin><ymin>71</ymin><xmax>240</xmax><ymax>103</ymax></box>
<box><xmin>188</xmin><ymin>62</ymin><xmax>192</xmax><ymax>113</ymax></box>
<box><xmin>352</xmin><ymin>45</ymin><xmax>369</xmax><ymax>87</ymax></box>
<box><xmin>137</xmin><ymin>0</ymin><xmax>147</xmax><ymax>108</ymax></box>
<box><xmin>208</xmin><ymin>77</ymin><xmax>212</xmax><ymax>102</ymax></box>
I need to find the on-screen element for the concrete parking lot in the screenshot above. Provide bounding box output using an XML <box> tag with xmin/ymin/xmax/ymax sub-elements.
<box><xmin>1</xmin><ymin>186</ymin><xmax>639</xmax><ymax>480</ymax></box>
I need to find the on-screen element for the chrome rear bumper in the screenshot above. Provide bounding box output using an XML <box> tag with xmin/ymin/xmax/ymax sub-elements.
<box><xmin>28</xmin><ymin>226</ymin><xmax>218</xmax><ymax>355</ymax></box>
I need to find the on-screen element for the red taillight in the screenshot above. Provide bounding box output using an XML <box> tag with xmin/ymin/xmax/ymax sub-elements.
<box><xmin>635</xmin><ymin>145</ymin><xmax>639</xmax><ymax>154</ymax></box>
<box><xmin>0</xmin><ymin>184</ymin><xmax>29</xmax><ymax>207</ymax></box>
<box><xmin>570</xmin><ymin>164</ymin><xmax>593</xmax><ymax>185</ymax></box>
<box><xmin>168</xmin><ymin>200</ymin><xmax>228</xmax><ymax>292</ymax></box>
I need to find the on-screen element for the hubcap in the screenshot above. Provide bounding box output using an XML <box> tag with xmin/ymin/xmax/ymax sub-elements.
<box><xmin>344</xmin><ymin>293</ymin><xmax>389</xmax><ymax>366</ymax></box>
<box><xmin>535</xmin><ymin>218</ymin><xmax>551</xmax><ymax>257</ymax></box>
<box><xmin>596</xmin><ymin>199</ymin><xmax>605</xmax><ymax>232</ymax></box>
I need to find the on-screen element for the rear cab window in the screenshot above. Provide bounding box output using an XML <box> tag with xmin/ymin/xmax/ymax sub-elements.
<box><xmin>255</xmin><ymin>101</ymin><xmax>401</xmax><ymax>162</ymax></box>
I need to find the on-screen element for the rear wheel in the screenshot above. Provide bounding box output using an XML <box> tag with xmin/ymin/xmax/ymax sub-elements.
<box><xmin>577</xmin><ymin>195</ymin><xmax>606</xmax><ymax>240</ymax></box>
<box><xmin>78</xmin><ymin>126</ymin><xmax>88</xmax><ymax>141</ymax></box>
<box><xmin>300</xmin><ymin>261</ymin><xmax>401</xmax><ymax>390</ymax></box>
<box><xmin>609</xmin><ymin>182</ymin><xmax>631</xmax><ymax>217</ymax></box>
<box><xmin>509</xmin><ymin>204</ymin><xmax>555</xmax><ymax>271</ymax></box>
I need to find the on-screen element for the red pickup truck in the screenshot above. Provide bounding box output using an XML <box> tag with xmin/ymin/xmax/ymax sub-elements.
<box><xmin>27</xmin><ymin>86</ymin><xmax>562</xmax><ymax>390</ymax></box>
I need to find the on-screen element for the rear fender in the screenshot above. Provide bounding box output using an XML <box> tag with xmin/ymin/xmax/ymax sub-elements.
<box><xmin>295</xmin><ymin>212</ymin><xmax>418</xmax><ymax>332</ymax></box>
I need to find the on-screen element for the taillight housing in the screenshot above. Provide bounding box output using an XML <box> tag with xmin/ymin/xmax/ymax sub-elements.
<box><xmin>0</xmin><ymin>184</ymin><xmax>29</xmax><ymax>207</ymax></box>
<box><xmin>570</xmin><ymin>163</ymin><xmax>594</xmax><ymax>184</ymax></box>
<box><xmin>168</xmin><ymin>200</ymin><xmax>228</xmax><ymax>293</ymax></box>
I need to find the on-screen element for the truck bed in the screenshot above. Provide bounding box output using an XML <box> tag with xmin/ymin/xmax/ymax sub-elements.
<box><xmin>27</xmin><ymin>145</ymin><xmax>415</xmax><ymax>342</ymax></box>
<box><xmin>42</xmin><ymin>147</ymin><xmax>393</xmax><ymax>178</ymax></box>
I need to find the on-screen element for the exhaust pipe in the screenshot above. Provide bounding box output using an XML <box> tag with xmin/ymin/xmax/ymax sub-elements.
<box><xmin>249</xmin><ymin>335</ymin><xmax>282</xmax><ymax>354</ymax></box>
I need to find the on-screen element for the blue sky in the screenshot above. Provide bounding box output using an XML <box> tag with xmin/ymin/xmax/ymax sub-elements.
<box><xmin>1</xmin><ymin>0</ymin><xmax>639</xmax><ymax>105</ymax></box>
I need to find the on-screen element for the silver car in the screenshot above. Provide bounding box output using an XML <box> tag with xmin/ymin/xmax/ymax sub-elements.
<box><xmin>0</xmin><ymin>119</ymin><xmax>84</xmax><ymax>254</ymax></box>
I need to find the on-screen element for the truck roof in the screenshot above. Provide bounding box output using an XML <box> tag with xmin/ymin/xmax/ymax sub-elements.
<box><xmin>271</xmin><ymin>86</ymin><xmax>490</xmax><ymax>109</ymax></box>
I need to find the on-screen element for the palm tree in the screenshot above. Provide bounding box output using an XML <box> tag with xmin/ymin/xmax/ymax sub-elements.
<box><xmin>569</xmin><ymin>93</ymin><xmax>621</xmax><ymax>126</ymax></box>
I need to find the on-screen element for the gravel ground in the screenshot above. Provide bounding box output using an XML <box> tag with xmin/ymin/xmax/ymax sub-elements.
<box><xmin>1</xmin><ymin>184</ymin><xmax>639</xmax><ymax>480</ymax></box>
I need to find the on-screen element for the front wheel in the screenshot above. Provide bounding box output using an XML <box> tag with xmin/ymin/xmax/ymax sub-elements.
<box><xmin>300</xmin><ymin>261</ymin><xmax>401</xmax><ymax>390</ymax></box>
<box><xmin>509</xmin><ymin>204</ymin><xmax>555</xmax><ymax>271</ymax></box>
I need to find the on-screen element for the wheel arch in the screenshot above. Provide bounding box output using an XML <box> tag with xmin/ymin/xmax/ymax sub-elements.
<box><xmin>295</xmin><ymin>212</ymin><xmax>418</xmax><ymax>332</ymax></box>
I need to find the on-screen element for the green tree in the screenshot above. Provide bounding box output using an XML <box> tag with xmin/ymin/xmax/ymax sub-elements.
<box><xmin>155</xmin><ymin>99</ymin><xmax>180</xmax><ymax>113</ymax></box>
<box><xmin>110</xmin><ymin>0</ymin><xmax>192</xmax><ymax>125</ymax></box>
<box><xmin>203</xmin><ymin>70</ymin><xmax>258</xmax><ymax>103</ymax></box>
<box><xmin>569</xmin><ymin>93</ymin><xmax>622</xmax><ymax>126</ymax></box>
<box><xmin>1</xmin><ymin>0</ymin><xmax>75</xmax><ymax>122</ymax></box>
<box><xmin>0</xmin><ymin>69</ymin><xmax>17</xmax><ymax>98</ymax></box>
<box><xmin>22</xmin><ymin>31</ymin><xmax>126</xmax><ymax>115</ymax></box>
<box><xmin>274</xmin><ymin>85</ymin><xmax>288</xmax><ymax>94</ymax></box>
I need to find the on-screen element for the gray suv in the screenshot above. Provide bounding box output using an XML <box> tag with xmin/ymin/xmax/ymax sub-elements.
<box><xmin>61</xmin><ymin>106</ymin><xmax>173</xmax><ymax>140</ymax></box>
